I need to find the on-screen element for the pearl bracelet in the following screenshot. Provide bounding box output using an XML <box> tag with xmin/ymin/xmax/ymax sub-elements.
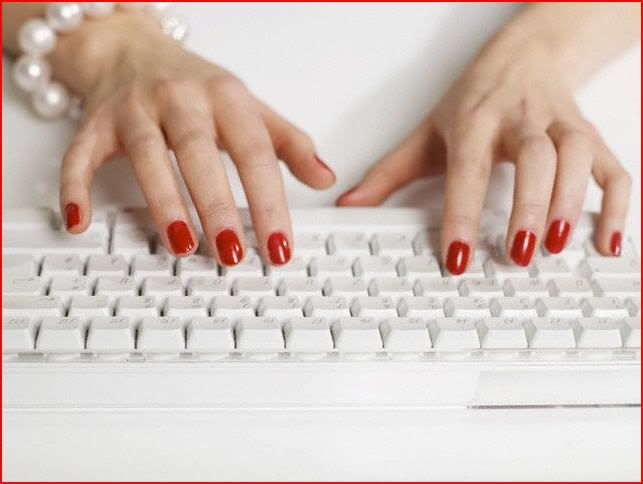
<box><xmin>12</xmin><ymin>2</ymin><xmax>189</xmax><ymax>120</ymax></box>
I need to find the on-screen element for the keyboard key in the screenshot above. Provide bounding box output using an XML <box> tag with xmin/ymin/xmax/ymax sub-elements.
<box><xmin>277</xmin><ymin>277</ymin><xmax>322</xmax><ymax>300</ymax></box>
<box><xmin>396</xmin><ymin>255</ymin><xmax>442</xmax><ymax>280</ymax></box>
<box><xmin>137</xmin><ymin>317</ymin><xmax>185</xmax><ymax>352</ymax></box>
<box><xmin>115</xmin><ymin>295</ymin><xmax>158</xmax><ymax>322</ymax></box>
<box><xmin>258</xmin><ymin>296</ymin><xmax>303</xmax><ymax>319</ymax></box>
<box><xmin>186</xmin><ymin>317</ymin><xmax>235</xmax><ymax>352</ymax></box>
<box><xmin>231</xmin><ymin>277</ymin><xmax>274</xmax><ymax>304</ymax></box>
<box><xmin>368</xmin><ymin>277</ymin><xmax>414</xmax><ymax>301</ymax></box>
<box><xmin>444</xmin><ymin>297</ymin><xmax>491</xmax><ymax>318</ymax></box>
<box><xmin>397</xmin><ymin>296</ymin><xmax>444</xmax><ymax>318</ymax></box>
<box><xmin>186</xmin><ymin>276</ymin><xmax>229</xmax><ymax>302</ymax></box>
<box><xmin>458</xmin><ymin>278</ymin><xmax>504</xmax><ymax>299</ymax></box>
<box><xmin>3</xmin><ymin>207</ymin><xmax>59</xmax><ymax>231</ymax></box>
<box><xmin>3</xmin><ymin>276</ymin><xmax>42</xmax><ymax>295</ymax></box>
<box><xmin>3</xmin><ymin>230</ymin><xmax>106</xmax><ymax>258</ymax></box>
<box><xmin>2</xmin><ymin>316</ymin><xmax>37</xmax><ymax>352</ymax></box>
<box><xmin>623</xmin><ymin>317</ymin><xmax>641</xmax><ymax>348</ymax></box>
<box><xmin>86</xmin><ymin>316</ymin><xmax>135</xmax><ymax>352</ymax></box>
<box><xmin>412</xmin><ymin>229</ymin><xmax>440</xmax><ymax>255</ymax></box>
<box><xmin>572</xmin><ymin>317</ymin><xmax>627</xmax><ymax>349</ymax></box>
<box><xmin>484</xmin><ymin>259</ymin><xmax>532</xmax><ymax>281</ymax></box>
<box><xmin>310</xmin><ymin>255</ymin><xmax>354</xmax><ymax>278</ymax></box>
<box><xmin>503</xmin><ymin>278</ymin><xmax>549</xmax><ymax>298</ymax></box>
<box><xmin>477</xmin><ymin>317</ymin><xmax>529</xmax><ymax>349</ymax></box>
<box><xmin>580</xmin><ymin>257</ymin><xmax>640</xmax><ymax>279</ymax></box>
<box><xmin>68</xmin><ymin>295</ymin><xmax>111</xmax><ymax>320</ymax></box>
<box><xmin>591</xmin><ymin>278</ymin><xmax>641</xmax><ymax>298</ymax></box>
<box><xmin>536</xmin><ymin>297</ymin><xmax>584</xmax><ymax>319</ymax></box>
<box><xmin>489</xmin><ymin>297</ymin><xmax>538</xmax><ymax>319</ymax></box>
<box><xmin>86</xmin><ymin>255</ymin><xmax>129</xmax><ymax>279</ymax></box>
<box><xmin>164</xmin><ymin>295</ymin><xmax>208</xmax><ymax>321</ymax></box>
<box><xmin>36</xmin><ymin>317</ymin><xmax>85</xmax><ymax>352</ymax></box>
<box><xmin>176</xmin><ymin>255</ymin><xmax>218</xmax><ymax>280</ymax></box>
<box><xmin>132</xmin><ymin>254</ymin><xmax>174</xmax><ymax>281</ymax></box>
<box><xmin>580</xmin><ymin>297</ymin><xmax>629</xmax><ymax>318</ymax></box>
<box><xmin>370</xmin><ymin>232</ymin><xmax>414</xmax><ymax>258</ymax></box>
<box><xmin>95</xmin><ymin>276</ymin><xmax>138</xmax><ymax>299</ymax></box>
<box><xmin>427</xmin><ymin>318</ymin><xmax>480</xmax><ymax>350</ymax></box>
<box><xmin>265</xmin><ymin>256</ymin><xmax>308</xmax><ymax>278</ymax></box>
<box><xmin>141</xmin><ymin>277</ymin><xmax>183</xmax><ymax>303</ymax></box>
<box><xmin>353</xmin><ymin>255</ymin><xmax>397</xmax><ymax>281</ymax></box>
<box><xmin>3</xmin><ymin>295</ymin><xmax>61</xmax><ymax>320</ymax></box>
<box><xmin>380</xmin><ymin>317</ymin><xmax>431</xmax><ymax>352</ymax></box>
<box><xmin>235</xmin><ymin>317</ymin><xmax>284</xmax><ymax>352</ymax></box>
<box><xmin>331</xmin><ymin>317</ymin><xmax>383</xmax><ymax>352</ymax></box>
<box><xmin>293</xmin><ymin>232</ymin><xmax>327</xmax><ymax>260</ymax></box>
<box><xmin>547</xmin><ymin>277</ymin><xmax>593</xmax><ymax>297</ymax></box>
<box><xmin>284</xmin><ymin>317</ymin><xmax>334</xmax><ymax>352</ymax></box>
<box><xmin>40</xmin><ymin>254</ymin><xmax>83</xmax><ymax>279</ymax></box>
<box><xmin>2</xmin><ymin>254</ymin><xmax>37</xmax><ymax>278</ymax></box>
<box><xmin>351</xmin><ymin>296</ymin><xmax>397</xmax><ymax>320</ymax></box>
<box><xmin>413</xmin><ymin>277</ymin><xmax>459</xmax><ymax>302</ymax></box>
<box><xmin>221</xmin><ymin>252</ymin><xmax>263</xmax><ymax>278</ymax></box>
<box><xmin>529</xmin><ymin>317</ymin><xmax>578</xmax><ymax>349</ymax></box>
<box><xmin>110</xmin><ymin>229</ymin><xmax>151</xmax><ymax>260</ymax></box>
<box><xmin>327</xmin><ymin>232</ymin><xmax>370</xmax><ymax>259</ymax></box>
<box><xmin>48</xmin><ymin>275</ymin><xmax>90</xmax><ymax>305</ymax></box>
<box><xmin>533</xmin><ymin>257</ymin><xmax>571</xmax><ymax>279</ymax></box>
<box><xmin>626</xmin><ymin>297</ymin><xmax>640</xmax><ymax>316</ymax></box>
<box><xmin>323</xmin><ymin>277</ymin><xmax>369</xmax><ymax>300</ymax></box>
<box><xmin>210</xmin><ymin>295</ymin><xmax>255</xmax><ymax>320</ymax></box>
<box><xmin>303</xmin><ymin>295</ymin><xmax>350</xmax><ymax>320</ymax></box>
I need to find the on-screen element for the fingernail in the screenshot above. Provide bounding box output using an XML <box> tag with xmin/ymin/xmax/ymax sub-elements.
<box><xmin>267</xmin><ymin>232</ymin><xmax>291</xmax><ymax>265</ymax></box>
<box><xmin>544</xmin><ymin>219</ymin><xmax>570</xmax><ymax>254</ymax></box>
<box><xmin>167</xmin><ymin>221</ymin><xmax>194</xmax><ymax>255</ymax></box>
<box><xmin>216</xmin><ymin>229</ymin><xmax>243</xmax><ymax>266</ymax></box>
<box><xmin>445</xmin><ymin>240</ymin><xmax>470</xmax><ymax>275</ymax></box>
<box><xmin>64</xmin><ymin>203</ymin><xmax>80</xmax><ymax>230</ymax></box>
<box><xmin>511</xmin><ymin>230</ymin><xmax>536</xmax><ymax>266</ymax></box>
<box><xmin>610</xmin><ymin>231</ymin><xmax>622</xmax><ymax>257</ymax></box>
<box><xmin>315</xmin><ymin>154</ymin><xmax>335</xmax><ymax>179</ymax></box>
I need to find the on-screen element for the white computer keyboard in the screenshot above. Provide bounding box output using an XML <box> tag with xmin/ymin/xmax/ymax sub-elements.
<box><xmin>2</xmin><ymin>207</ymin><xmax>641</xmax><ymax>409</ymax></box>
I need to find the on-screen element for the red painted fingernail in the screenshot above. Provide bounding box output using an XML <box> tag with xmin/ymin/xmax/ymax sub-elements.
<box><xmin>544</xmin><ymin>219</ymin><xmax>570</xmax><ymax>254</ymax></box>
<box><xmin>64</xmin><ymin>203</ymin><xmax>80</xmax><ymax>230</ymax></box>
<box><xmin>445</xmin><ymin>240</ymin><xmax>470</xmax><ymax>275</ymax></box>
<box><xmin>610</xmin><ymin>231</ymin><xmax>622</xmax><ymax>257</ymax></box>
<box><xmin>167</xmin><ymin>221</ymin><xmax>194</xmax><ymax>255</ymax></box>
<box><xmin>267</xmin><ymin>232</ymin><xmax>291</xmax><ymax>265</ymax></box>
<box><xmin>511</xmin><ymin>230</ymin><xmax>536</xmax><ymax>266</ymax></box>
<box><xmin>315</xmin><ymin>154</ymin><xmax>336</xmax><ymax>179</ymax></box>
<box><xmin>216</xmin><ymin>229</ymin><xmax>243</xmax><ymax>266</ymax></box>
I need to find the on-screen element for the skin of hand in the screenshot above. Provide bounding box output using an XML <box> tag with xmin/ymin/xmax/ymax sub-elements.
<box><xmin>337</xmin><ymin>3</ymin><xmax>640</xmax><ymax>274</ymax></box>
<box><xmin>29</xmin><ymin>10</ymin><xmax>336</xmax><ymax>264</ymax></box>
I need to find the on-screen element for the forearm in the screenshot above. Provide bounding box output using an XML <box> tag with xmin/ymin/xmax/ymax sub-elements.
<box><xmin>477</xmin><ymin>2</ymin><xmax>641</xmax><ymax>88</ymax></box>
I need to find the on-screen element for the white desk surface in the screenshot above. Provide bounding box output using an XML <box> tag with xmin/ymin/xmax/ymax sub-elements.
<box><xmin>2</xmin><ymin>3</ymin><xmax>641</xmax><ymax>481</ymax></box>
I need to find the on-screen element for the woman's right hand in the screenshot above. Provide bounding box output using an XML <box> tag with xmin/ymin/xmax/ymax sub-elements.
<box><xmin>53</xmin><ymin>10</ymin><xmax>335</xmax><ymax>265</ymax></box>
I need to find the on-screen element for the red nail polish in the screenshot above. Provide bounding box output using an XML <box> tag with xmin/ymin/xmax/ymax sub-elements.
<box><xmin>544</xmin><ymin>219</ymin><xmax>570</xmax><ymax>254</ymax></box>
<box><xmin>511</xmin><ymin>230</ymin><xmax>536</xmax><ymax>266</ymax></box>
<box><xmin>446</xmin><ymin>240</ymin><xmax>470</xmax><ymax>275</ymax></box>
<box><xmin>167</xmin><ymin>221</ymin><xmax>194</xmax><ymax>255</ymax></box>
<box><xmin>64</xmin><ymin>203</ymin><xmax>80</xmax><ymax>230</ymax></box>
<box><xmin>216</xmin><ymin>229</ymin><xmax>243</xmax><ymax>266</ymax></box>
<box><xmin>267</xmin><ymin>232</ymin><xmax>291</xmax><ymax>265</ymax></box>
<box><xmin>610</xmin><ymin>232</ymin><xmax>622</xmax><ymax>257</ymax></box>
<box><xmin>315</xmin><ymin>154</ymin><xmax>335</xmax><ymax>178</ymax></box>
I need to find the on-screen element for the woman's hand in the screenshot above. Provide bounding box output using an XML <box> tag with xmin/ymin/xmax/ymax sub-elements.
<box><xmin>53</xmin><ymin>11</ymin><xmax>335</xmax><ymax>264</ymax></box>
<box><xmin>337</xmin><ymin>8</ymin><xmax>634</xmax><ymax>274</ymax></box>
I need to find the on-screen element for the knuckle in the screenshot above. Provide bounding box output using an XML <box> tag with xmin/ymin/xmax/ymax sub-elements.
<box><xmin>236</xmin><ymin>143</ymin><xmax>276</xmax><ymax>170</ymax></box>
<box><xmin>206</xmin><ymin>75</ymin><xmax>247</xmax><ymax>100</ymax></box>
<box><xmin>291</xmin><ymin>130</ymin><xmax>314</xmax><ymax>149</ymax></box>
<box><xmin>120</xmin><ymin>90</ymin><xmax>146</xmax><ymax>117</ymax></box>
<box><xmin>173</xmin><ymin>127</ymin><xmax>213</xmax><ymax>156</ymax></box>
<box><xmin>518</xmin><ymin>135</ymin><xmax>556</xmax><ymax>165</ymax></box>
<box><xmin>513</xmin><ymin>201</ymin><xmax>549</xmax><ymax>218</ymax></box>
<box><xmin>126</xmin><ymin>131</ymin><xmax>161</xmax><ymax>156</ymax></box>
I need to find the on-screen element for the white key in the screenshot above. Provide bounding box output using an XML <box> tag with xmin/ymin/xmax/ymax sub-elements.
<box><xmin>623</xmin><ymin>317</ymin><xmax>641</xmax><ymax>348</ymax></box>
<box><xmin>232</xmin><ymin>277</ymin><xmax>274</xmax><ymax>305</ymax></box>
<box><xmin>489</xmin><ymin>297</ymin><xmax>538</xmax><ymax>319</ymax></box>
<box><xmin>86</xmin><ymin>316</ymin><xmax>135</xmax><ymax>352</ymax></box>
<box><xmin>3</xmin><ymin>230</ymin><xmax>106</xmax><ymax>258</ymax></box>
<box><xmin>3</xmin><ymin>207</ymin><xmax>59</xmax><ymax>231</ymax></box>
<box><xmin>2</xmin><ymin>255</ymin><xmax>37</xmax><ymax>278</ymax></box>
<box><xmin>580</xmin><ymin>257</ymin><xmax>640</xmax><ymax>279</ymax></box>
<box><xmin>428</xmin><ymin>318</ymin><xmax>480</xmax><ymax>350</ymax></box>
<box><xmin>235</xmin><ymin>317</ymin><xmax>284</xmax><ymax>352</ymax></box>
<box><xmin>368</xmin><ymin>277</ymin><xmax>414</xmax><ymax>302</ymax></box>
<box><xmin>547</xmin><ymin>277</ymin><xmax>594</xmax><ymax>297</ymax></box>
<box><xmin>293</xmin><ymin>232</ymin><xmax>327</xmax><ymax>260</ymax></box>
<box><xmin>331</xmin><ymin>317</ymin><xmax>383</xmax><ymax>352</ymax></box>
<box><xmin>221</xmin><ymin>252</ymin><xmax>263</xmax><ymax>278</ymax></box>
<box><xmin>412</xmin><ymin>229</ymin><xmax>440</xmax><ymax>255</ymax></box>
<box><xmin>110</xmin><ymin>229</ymin><xmax>150</xmax><ymax>260</ymax></box>
<box><xmin>351</xmin><ymin>296</ymin><xmax>397</xmax><ymax>320</ymax></box>
<box><xmin>115</xmin><ymin>295</ymin><xmax>159</xmax><ymax>322</ymax></box>
<box><xmin>626</xmin><ymin>297</ymin><xmax>640</xmax><ymax>316</ymax></box>
<box><xmin>444</xmin><ymin>297</ymin><xmax>491</xmax><ymax>319</ymax></box>
<box><xmin>132</xmin><ymin>254</ymin><xmax>173</xmax><ymax>281</ymax></box>
<box><xmin>477</xmin><ymin>317</ymin><xmax>529</xmax><ymax>349</ymax></box>
<box><xmin>303</xmin><ymin>295</ymin><xmax>350</xmax><ymax>320</ymax></box>
<box><xmin>40</xmin><ymin>254</ymin><xmax>83</xmax><ymax>279</ymax></box>
<box><xmin>2</xmin><ymin>276</ymin><xmax>42</xmax><ymax>295</ymax></box>
<box><xmin>310</xmin><ymin>255</ymin><xmax>354</xmax><ymax>278</ymax></box>
<box><xmin>86</xmin><ymin>255</ymin><xmax>129</xmax><ymax>279</ymax></box>
<box><xmin>164</xmin><ymin>295</ymin><xmax>208</xmax><ymax>321</ymax></box>
<box><xmin>459</xmin><ymin>278</ymin><xmax>504</xmax><ymax>299</ymax></box>
<box><xmin>370</xmin><ymin>232</ymin><xmax>414</xmax><ymax>258</ymax></box>
<box><xmin>484</xmin><ymin>259</ymin><xmax>533</xmax><ymax>281</ymax></box>
<box><xmin>95</xmin><ymin>276</ymin><xmax>138</xmax><ymax>299</ymax></box>
<box><xmin>113</xmin><ymin>208</ymin><xmax>155</xmax><ymax>232</ymax></box>
<box><xmin>397</xmin><ymin>296</ymin><xmax>444</xmax><ymax>319</ymax></box>
<box><xmin>541</xmin><ymin>239</ymin><xmax>586</xmax><ymax>261</ymax></box>
<box><xmin>327</xmin><ymin>232</ymin><xmax>370</xmax><ymax>259</ymax></box>
<box><xmin>48</xmin><ymin>275</ymin><xmax>90</xmax><ymax>305</ymax></box>
<box><xmin>447</xmin><ymin>259</ymin><xmax>485</xmax><ymax>280</ymax></box>
<box><xmin>580</xmin><ymin>297</ymin><xmax>629</xmax><ymax>318</ymax></box>
<box><xmin>352</xmin><ymin>255</ymin><xmax>397</xmax><ymax>281</ymax></box>
<box><xmin>2</xmin><ymin>316</ymin><xmax>37</xmax><ymax>352</ymax></box>
<box><xmin>258</xmin><ymin>296</ymin><xmax>303</xmax><ymax>319</ymax></box>
<box><xmin>277</xmin><ymin>277</ymin><xmax>322</xmax><ymax>300</ymax></box>
<box><xmin>176</xmin><ymin>255</ymin><xmax>218</xmax><ymax>281</ymax></box>
<box><xmin>413</xmin><ymin>277</ymin><xmax>459</xmax><ymax>302</ymax></box>
<box><xmin>396</xmin><ymin>255</ymin><xmax>442</xmax><ymax>280</ymax></box>
<box><xmin>284</xmin><ymin>317</ymin><xmax>334</xmax><ymax>352</ymax></box>
<box><xmin>36</xmin><ymin>317</ymin><xmax>85</xmax><ymax>352</ymax></box>
<box><xmin>533</xmin><ymin>257</ymin><xmax>571</xmax><ymax>279</ymax></box>
<box><xmin>323</xmin><ymin>277</ymin><xmax>368</xmax><ymax>300</ymax></box>
<box><xmin>210</xmin><ymin>295</ymin><xmax>255</xmax><ymax>320</ymax></box>
<box><xmin>186</xmin><ymin>316</ymin><xmax>235</xmax><ymax>352</ymax></box>
<box><xmin>536</xmin><ymin>297</ymin><xmax>584</xmax><ymax>319</ymax></box>
<box><xmin>529</xmin><ymin>317</ymin><xmax>578</xmax><ymax>348</ymax></box>
<box><xmin>3</xmin><ymin>295</ymin><xmax>61</xmax><ymax>320</ymax></box>
<box><xmin>137</xmin><ymin>317</ymin><xmax>185</xmax><ymax>352</ymax></box>
<box><xmin>68</xmin><ymin>295</ymin><xmax>110</xmax><ymax>321</ymax></box>
<box><xmin>503</xmin><ymin>278</ymin><xmax>549</xmax><ymax>298</ymax></box>
<box><xmin>265</xmin><ymin>256</ymin><xmax>308</xmax><ymax>278</ymax></box>
<box><xmin>186</xmin><ymin>277</ymin><xmax>229</xmax><ymax>302</ymax></box>
<box><xmin>380</xmin><ymin>317</ymin><xmax>431</xmax><ymax>352</ymax></box>
<box><xmin>591</xmin><ymin>278</ymin><xmax>641</xmax><ymax>298</ymax></box>
<box><xmin>572</xmin><ymin>317</ymin><xmax>627</xmax><ymax>348</ymax></box>
<box><xmin>141</xmin><ymin>277</ymin><xmax>183</xmax><ymax>303</ymax></box>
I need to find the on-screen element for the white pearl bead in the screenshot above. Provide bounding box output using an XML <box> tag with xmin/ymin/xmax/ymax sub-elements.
<box><xmin>82</xmin><ymin>2</ymin><xmax>116</xmax><ymax>17</ymax></box>
<box><xmin>46</xmin><ymin>3</ymin><xmax>84</xmax><ymax>33</ymax></box>
<box><xmin>67</xmin><ymin>96</ymin><xmax>85</xmax><ymax>121</ymax></box>
<box><xmin>32</xmin><ymin>82</ymin><xmax>70</xmax><ymax>119</ymax></box>
<box><xmin>18</xmin><ymin>19</ymin><xmax>57</xmax><ymax>56</ymax></box>
<box><xmin>160</xmin><ymin>14</ymin><xmax>188</xmax><ymax>42</ymax></box>
<box><xmin>12</xmin><ymin>55</ymin><xmax>51</xmax><ymax>92</ymax></box>
<box><xmin>144</xmin><ymin>3</ymin><xmax>174</xmax><ymax>18</ymax></box>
